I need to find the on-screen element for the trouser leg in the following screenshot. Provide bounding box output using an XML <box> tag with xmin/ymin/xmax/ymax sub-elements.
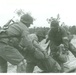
<box><xmin>25</xmin><ymin>61</ymin><xmax>35</xmax><ymax>73</ymax></box>
<box><xmin>0</xmin><ymin>43</ymin><xmax>25</xmax><ymax>73</ymax></box>
<box><xmin>0</xmin><ymin>63</ymin><xmax>7</xmax><ymax>73</ymax></box>
<box><xmin>0</xmin><ymin>56</ymin><xmax>7</xmax><ymax>73</ymax></box>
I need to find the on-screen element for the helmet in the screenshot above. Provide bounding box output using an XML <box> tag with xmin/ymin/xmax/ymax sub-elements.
<box><xmin>20</xmin><ymin>14</ymin><xmax>33</xmax><ymax>24</ymax></box>
<box><xmin>36</xmin><ymin>30</ymin><xmax>45</xmax><ymax>38</ymax></box>
<box><xmin>51</xmin><ymin>20</ymin><xmax>59</xmax><ymax>27</ymax></box>
<box><xmin>36</xmin><ymin>31</ymin><xmax>45</xmax><ymax>42</ymax></box>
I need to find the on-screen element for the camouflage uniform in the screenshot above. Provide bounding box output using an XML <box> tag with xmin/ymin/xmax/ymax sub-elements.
<box><xmin>0</xmin><ymin>14</ymin><xmax>35</xmax><ymax>73</ymax></box>
<box><xmin>48</xmin><ymin>26</ymin><xmax>68</xmax><ymax>56</ymax></box>
<box><xmin>0</xmin><ymin>15</ymin><xmax>61</xmax><ymax>73</ymax></box>
<box><xmin>47</xmin><ymin>21</ymin><xmax>76</xmax><ymax>65</ymax></box>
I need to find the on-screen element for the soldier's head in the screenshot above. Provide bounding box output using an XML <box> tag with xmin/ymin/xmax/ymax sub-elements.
<box><xmin>36</xmin><ymin>30</ymin><xmax>45</xmax><ymax>42</ymax></box>
<box><xmin>20</xmin><ymin>14</ymin><xmax>34</xmax><ymax>27</ymax></box>
<box><xmin>50</xmin><ymin>20</ymin><xmax>59</xmax><ymax>30</ymax></box>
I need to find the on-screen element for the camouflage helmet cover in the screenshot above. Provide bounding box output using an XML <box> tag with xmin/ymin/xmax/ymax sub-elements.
<box><xmin>51</xmin><ymin>20</ymin><xmax>59</xmax><ymax>27</ymax></box>
<box><xmin>20</xmin><ymin>14</ymin><xmax>34</xmax><ymax>24</ymax></box>
<box><xmin>36</xmin><ymin>30</ymin><xmax>45</xmax><ymax>38</ymax></box>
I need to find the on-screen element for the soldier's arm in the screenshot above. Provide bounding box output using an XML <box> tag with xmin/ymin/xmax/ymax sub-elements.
<box><xmin>33</xmin><ymin>37</ymin><xmax>48</xmax><ymax>58</ymax></box>
<box><xmin>20</xmin><ymin>31</ymin><xmax>36</xmax><ymax>53</ymax></box>
<box><xmin>61</xmin><ymin>27</ymin><xmax>69</xmax><ymax>49</ymax></box>
<box><xmin>33</xmin><ymin>40</ymin><xmax>44</xmax><ymax>52</ymax></box>
<box><xmin>22</xmin><ymin>35</ymin><xmax>35</xmax><ymax>52</ymax></box>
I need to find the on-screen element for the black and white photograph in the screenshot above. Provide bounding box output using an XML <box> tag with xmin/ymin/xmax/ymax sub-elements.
<box><xmin>0</xmin><ymin>0</ymin><xmax>76</xmax><ymax>73</ymax></box>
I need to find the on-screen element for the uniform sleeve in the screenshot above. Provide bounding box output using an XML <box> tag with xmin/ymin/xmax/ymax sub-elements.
<box><xmin>60</xmin><ymin>27</ymin><xmax>69</xmax><ymax>49</ymax></box>
<box><xmin>60</xmin><ymin>27</ymin><xmax>68</xmax><ymax>37</ymax></box>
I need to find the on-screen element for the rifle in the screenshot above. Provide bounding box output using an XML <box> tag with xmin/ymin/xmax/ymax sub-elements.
<box><xmin>3</xmin><ymin>17</ymin><xmax>15</xmax><ymax>29</ymax></box>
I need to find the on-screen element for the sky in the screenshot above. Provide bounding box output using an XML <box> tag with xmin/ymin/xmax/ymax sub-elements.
<box><xmin>0</xmin><ymin>0</ymin><xmax>76</xmax><ymax>28</ymax></box>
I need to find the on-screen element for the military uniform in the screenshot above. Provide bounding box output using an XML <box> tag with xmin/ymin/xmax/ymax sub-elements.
<box><xmin>48</xmin><ymin>27</ymin><xmax>67</xmax><ymax>54</ymax></box>
<box><xmin>0</xmin><ymin>21</ymin><xmax>35</xmax><ymax>72</ymax></box>
<box><xmin>47</xmin><ymin>26</ymin><xmax>76</xmax><ymax>64</ymax></box>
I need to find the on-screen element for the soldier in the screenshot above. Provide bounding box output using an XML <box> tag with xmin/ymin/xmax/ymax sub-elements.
<box><xmin>0</xmin><ymin>14</ymin><xmax>61</xmax><ymax>73</ymax></box>
<box><xmin>0</xmin><ymin>13</ymin><xmax>35</xmax><ymax>73</ymax></box>
<box><xmin>46</xmin><ymin>19</ymin><xmax>76</xmax><ymax>72</ymax></box>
